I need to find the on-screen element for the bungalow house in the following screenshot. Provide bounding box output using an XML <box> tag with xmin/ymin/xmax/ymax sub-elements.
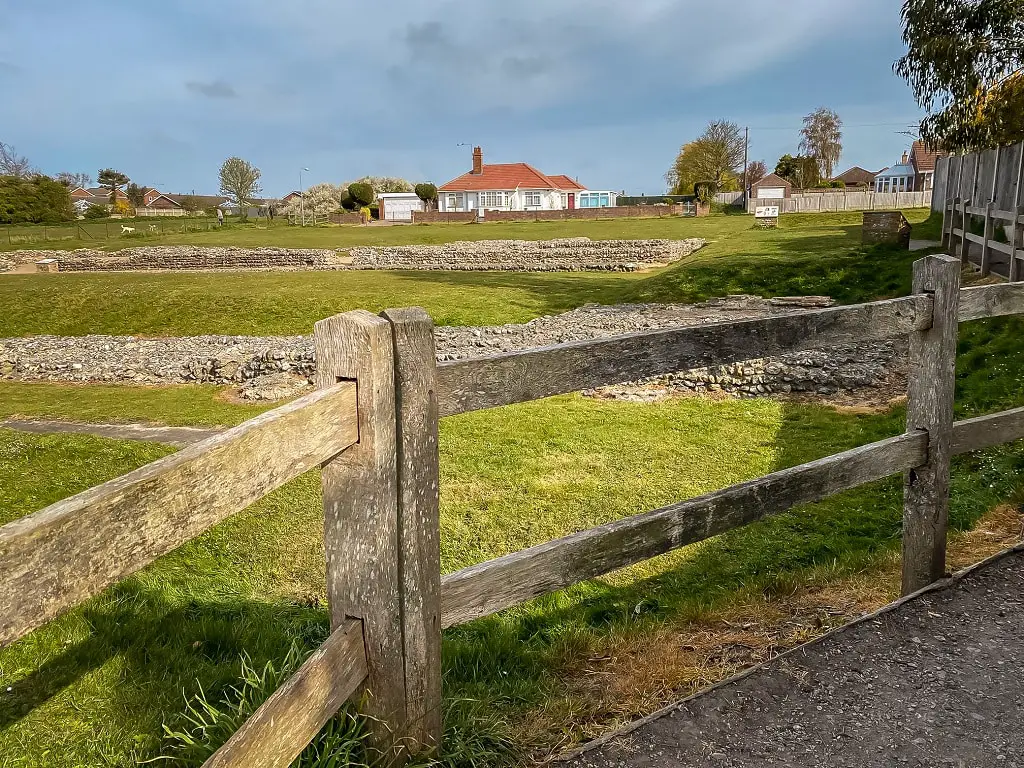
<box><xmin>437</xmin><ymin>147</ymin><xmax>616</xmax><ymax>212</ymax></box>
<box><xmin>750</xmin><ymin>173</ymin><xmax>793</xmax><ymax>199</ymax></box>
<box><xmin>875</xmin><ymin>143</ymin><xmax>947</xmax><ymax>193</ymax></box>
<box><xmin>832</xmin><ymin>166</ymin><xmax>877</xmax><ymax>188</ymax></box>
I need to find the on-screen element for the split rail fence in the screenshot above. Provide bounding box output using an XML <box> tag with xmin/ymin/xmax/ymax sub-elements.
<box><xmin>3</xmin><ymin>256</ymin><xmax>1024</xmax><ymax>766</ymax></box>
<box><xmin>935</xmin><ymin>142</ymin><xmax>1024</xmax><ymax>281</ymax></box>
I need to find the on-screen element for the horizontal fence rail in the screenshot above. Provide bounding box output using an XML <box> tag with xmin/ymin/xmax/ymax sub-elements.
<box><xmin>437</xmin><ymin>296</ymin><xmax>931</xmax><ymax>417</ymax></box>
<box><xmin>440</xmin><ymin>431</ymin><xmax>928</xmax><ymax>628</ymax></box>
<box><xmin>0</xmin><ymin>382</ymin><xmax>359</xmax><ymax>646</ymax></box>
<box><xmin>202</xmin><ymin>619</ymin><xmax>368</xmax><ymax>768</ymax></box>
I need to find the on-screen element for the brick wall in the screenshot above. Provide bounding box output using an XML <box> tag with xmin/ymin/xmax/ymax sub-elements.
<box><xmin>412</xmin><ymin>203</ymin><xmax>706</xmax><ymax>224</ymax></box>
<box><xmin>327</xmin><ymin>212</ymin><xmax>364</xmax><ymax>225</ymax></box>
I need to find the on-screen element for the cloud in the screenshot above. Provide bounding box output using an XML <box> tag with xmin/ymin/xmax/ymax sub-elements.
<box><xmin>185</xmin><ymin>80</ymin><xmax>237</xmax><ymax>99</ymax></box>
<box><xmin>0</xmin><ymin>61</ymin><xmax>21</xmax><ymax>76</ymax></box>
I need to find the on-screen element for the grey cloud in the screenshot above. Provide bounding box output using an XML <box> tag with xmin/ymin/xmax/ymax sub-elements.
<box><xmin>500</xmin><ymin>55</ymin><xmax>553</xmax><ymax>79</ymax></box>
<box><xmin>185</xmin><ymin>80</ymin><xmax>237</xmax><ymax>99</ymax></box>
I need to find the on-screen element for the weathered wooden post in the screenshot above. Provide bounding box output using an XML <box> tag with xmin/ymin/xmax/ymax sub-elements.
<box><xmin>380</xmin><ymin>307</ymin><xmax>443</xmax><ymax>755</ymax></box>
<box><xmin>981</xmin><ymin>201</ymin><xmax>994</xmax><ymax>276</ymax></box>
<box><xmin>902</xmin><ymin>254</ymin><xmax>960</xmax><ymax>595</ymax></box>
<box><xmin>959</xmin><ymin>198</ymin><xmax>971</xmax><ymax>264</ymax></box>
<box><xmin>314</xmin><ymin>310</ymin><xmax>407</xmax><ymax>757</ymax></box>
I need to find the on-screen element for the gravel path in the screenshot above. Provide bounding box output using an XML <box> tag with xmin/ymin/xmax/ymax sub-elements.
<box><xmin>562</xmin><ymin>548</ymin><xmax>1024</xmax><ymax>768</ymax></box>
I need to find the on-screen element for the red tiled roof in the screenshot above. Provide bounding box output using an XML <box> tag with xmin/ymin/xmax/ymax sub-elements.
<box><xmin>547</xmin><ymin>174</ymin><xmax>586</xmax><ymax>191</ymax></box>
<box><xmin>910</xmin><ymin>140</ymin><xmax>945</xmax><ymax>173</ymax></box>
<box><xmin>440</xmin><ymin>163</ymin><xmax>586</xmax><ymax>192</ymax></box>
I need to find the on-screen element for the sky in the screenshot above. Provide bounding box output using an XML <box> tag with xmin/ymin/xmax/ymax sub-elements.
<box><xmin>0</xmin><ymin>0</ymin><xmax>925</xmax><ymax>197</ymax></box>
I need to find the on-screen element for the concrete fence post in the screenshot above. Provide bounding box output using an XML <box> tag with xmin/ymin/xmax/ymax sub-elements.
<box><xmin>902</xmin><ymin>255</ymin><xmax>961</xmax><ymax>595</ymax></box>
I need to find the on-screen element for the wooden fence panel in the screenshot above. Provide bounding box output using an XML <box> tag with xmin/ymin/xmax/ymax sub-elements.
<box><xmin>437</xmin><ymin>296</ymin><xmax>930</xmax><ymax>417</ymax></box>
<box><xmin>440</xmin><ymin>431</ymin><xmax>926</xmax><ymax>628</ymax></box>
<box><xmin>315</xmin><ymin>311</ymin><xmax>407</xmax><ymax>754</ymax></box>
<box><xmin>0</xmin><ymin>383</ymin><xmax>359</xmax><ymax>647</ymax></box>
<box><xmin>202</xmin><ymin>620</ymin><xmax>368</xmax><ymax>768</ymax></box>
<box><xmin>902</xmin><ymin>255</ymin><xmax>961</xmax><ymax>595</ymax></box>
<box><xmin>951</xmin><ymin>406</ymin><xmax>1024</xmax><ymax>455</ymax></box>
<box><xmin>958</xmin><ymin>282</ymin><xmax>1024</xmax><ymax>321</ymax></box>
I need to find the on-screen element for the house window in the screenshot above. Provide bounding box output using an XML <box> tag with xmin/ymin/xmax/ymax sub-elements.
<box><xmin>479</xmin><ymin>191</ymin><xmax>507</xmax><ymax>208</ymax></box>
<box><xmin>447</xmin><ymin>193</ymin><xmax>458</xmax><ymax>210</ymax></box>
<box><xmin>523</xmin><ymin>191</ymin><xmax>542</xmax><ymax>207</ymax></box>
<box><xmin>560</xmin><ymin>194</ymin><xmax>567</xmax><ymax>208</ymax></box>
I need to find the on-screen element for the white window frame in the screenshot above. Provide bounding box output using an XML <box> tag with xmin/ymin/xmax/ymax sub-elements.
<box><xmin>479</xmin><ymin>191</ymin><xmax>507</xmax><ymax>208</ymax></box>
<box><xmin>523</xmin><ymin>191</ymin><xmax>542</xmax><ymax>207</ymax></box>
<box><xmin>446</xmin><ymin>193</ymin><xmax>458</xmax><ymax>210</ymax></box>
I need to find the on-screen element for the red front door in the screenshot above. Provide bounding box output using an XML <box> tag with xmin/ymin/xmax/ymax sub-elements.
<box><xmin>567</xmin><ymin>193</ymin><xmax>575</xmax><ymax>209</ymax></box>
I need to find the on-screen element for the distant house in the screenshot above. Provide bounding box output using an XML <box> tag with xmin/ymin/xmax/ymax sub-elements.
<box><xmin>832</xmin><ymin>167</ymin><xmax>878</xmax><ymax>188</ymax></box>
<box><xmin>437</xmin><ymin>146</ymin><xmax>616</xmax><ymax>212</ymax></box>
<box><xmin>750</xmin><ymin>173</ymin><xmax>793</xmax><ymax>199</ymax></box>
<box><xmin>281</xmin><ymin>191</ymin><xmax>302</xmax><ymax>205</ymax></box>
<box><xmin>875</xmin><ymin>143</ymin><xmax>947</xmax><ymax>193</ymax></box>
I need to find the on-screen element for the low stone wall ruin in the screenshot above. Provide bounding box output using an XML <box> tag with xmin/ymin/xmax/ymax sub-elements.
<box><xmin>0</xmin><ymin>296</ymin><xmax>906</xmax><ymax>401</ymax></box>
<box><xmin>1</xmin><ymin>237</ymin><xmax>707</xmax><ymax>274</ymax></box>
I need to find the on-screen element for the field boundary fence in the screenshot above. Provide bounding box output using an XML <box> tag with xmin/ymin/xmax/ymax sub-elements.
<box><xmin>3</xmin><ymin>257</ymin><xmax>1024</xmax><ymax>765</ymax></box>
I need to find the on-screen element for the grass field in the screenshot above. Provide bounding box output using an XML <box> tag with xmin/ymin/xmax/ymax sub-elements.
<box><xmin>7</xmin><ymin>208</ymin><xmax>1020</xmax><ymax>767</ymax></box>
<box><xmin>0</xmin><ymin>211</ymin><xmax>930</xmax><ymax>336</ymax></box>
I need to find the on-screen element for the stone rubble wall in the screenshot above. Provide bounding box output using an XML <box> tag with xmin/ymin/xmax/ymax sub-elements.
<box><xmin>0</xmin><ymin>296</ymin><xmax>906</xmax><ymax>400</ymax></box>
<box><xmin>347</xmin><ymin>238</ymin><xmax>706</xmax><ymax>272</ymax></box>
<box><xmin>1</xmin><ymin>237</ymin><xmax>706</xmax><ymax>274</ymax></box>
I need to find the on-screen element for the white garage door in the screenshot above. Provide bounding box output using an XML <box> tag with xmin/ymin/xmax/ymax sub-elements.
<box><xmin>384</xmin><ymin>199</ymin><xmax>422</xmax><ymax>221</ymax></box>
<box><xmin>757</xmin><ymin>187</ymin><xmax>785</xmax><ymax>199</ymax></box>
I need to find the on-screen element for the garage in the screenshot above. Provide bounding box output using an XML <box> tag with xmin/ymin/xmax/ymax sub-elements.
<box><xmin>378</xmin><ymin>192</ymin><xmax>424</xmax><ymax>222</ymax></box>
<box><xmin>757</xmin><ymin>187</ymin><xmax>786</xmax><ymax>199</ymax></box>
<box><xmin>750</xmin><ymin>173</ymin><xmax>793</xmax><ymax>201</ymax></box>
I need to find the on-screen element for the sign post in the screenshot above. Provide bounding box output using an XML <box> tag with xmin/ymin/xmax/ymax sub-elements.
<box><xmin>754</xmin><ymin>205</ymin><xmax>780</xmax><ymax>229</ymax></box>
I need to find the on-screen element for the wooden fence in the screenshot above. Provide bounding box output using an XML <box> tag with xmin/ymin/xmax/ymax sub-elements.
<box><xmin>935</xmin><ymin>143</ymin><xmax>1024</xmax><ymax>281</ymax></box>
<box><xmin>747</xmin><ymin>190</ymin><xmax>932</xmax><ymax>213</ymax></box>
<box><xmin>4</xmin><ymin>258</ymin><xmax>1024</xmax><ymax>766</ymax></box>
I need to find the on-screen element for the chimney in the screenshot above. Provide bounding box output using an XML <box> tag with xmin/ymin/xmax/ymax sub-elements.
<box><xmin>901</xmin><ymin>150</ymin><xmax>909</xmax><ymax>164</ymax></box>
<box><xmin>472</xmin><ymin>146</ymin><xmax>483</xmax><ymax>175</ymax></box>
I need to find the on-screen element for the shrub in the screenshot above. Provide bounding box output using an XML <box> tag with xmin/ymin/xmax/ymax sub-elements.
<box><xmin>0</xmin><ymin>174</ymin><xmax>74</xmax><ymax>224</ymax></box>
<box><xmin>414</xmin><ymin>183</ymin><xmax>438</xmax><ymax>205</ymax></box>
<box><xmin>113</xmin><ymin>199</ymin><xmax>134</xmax><ymax>217</ymax></box>
<box><xmin>694</xmin><ymin>181</ymin><xmax>718</xmax><ymax>204</ymax></box>
<box><xmin>83</xmin><ymin>204</ymin><xmax>110</xmax><ymax>219</ymax></box>
<box><xmin>359</xmin><ymin>205</ymin><xmax>372</xmax><ymax>223</ymax></box>
<box><xmin>347</xmin><ymin>182</ymin><xmax>375</xmax><ymax>207</ymax></box>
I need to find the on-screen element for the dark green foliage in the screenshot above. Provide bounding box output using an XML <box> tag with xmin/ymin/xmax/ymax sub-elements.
<box><xmin>693</xmin><ymin>181</ymin><xmax>718</xmax><ymax>204</ymax></box>
<box><xmin>0</xmin><ymin>174</ymin><xmax>74</xmax><ymax>224</ymax></box>
<box><xmin>896</xmin><ymin>0</ymin><xmax>1024</xmax><ymax>150</ymax></box>
<box><xmin>774</xmin><ymin>154</ymin><xmax>820</xmax><ymax>188</ymax></box>
<box><xmin>83</xmin><ymin>204</ymin><xmax>110</xmax><ymax>219</ymax></box>
<box><xmin>340</xmin><ymin>188</ymin><xmax>357</xmax><ymax>211</ymax></box>
<box><xmin>126</xmin><ymin>183</ymin><xmax>145</xmax><ymax>207</ymax></box>
<box><xmin>415</xmin><ymin>183</ymin><xmax>438</xmax><ymax>203</ymax></box>
<box><xmin>347</xmin><ymin>182</ymin><xmax>375</xmax><ymax>207</ymax></box>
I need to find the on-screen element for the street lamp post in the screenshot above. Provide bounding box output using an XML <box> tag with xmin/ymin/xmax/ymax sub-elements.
<box><xmin>299</xmin><ymin>167</ymin><xmax>310</xmax><ymax>226</ymax></box>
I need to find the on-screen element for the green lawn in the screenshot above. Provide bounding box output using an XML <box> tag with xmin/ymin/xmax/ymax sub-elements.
<box><xmin>0</xmin><ymin>211</ymin><xmax>931</xmax><ymax>335</ymax></box>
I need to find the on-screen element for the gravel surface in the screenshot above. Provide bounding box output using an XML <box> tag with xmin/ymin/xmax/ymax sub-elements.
<box><xmin>563</xmin><ymin>549</ymin><xmax>1024</xmax><ymax>768</ymax></box>
<box><xmin>0</xmin><ymin>296</ymin><xmax>905</xmax><ymax>401</ymax></box>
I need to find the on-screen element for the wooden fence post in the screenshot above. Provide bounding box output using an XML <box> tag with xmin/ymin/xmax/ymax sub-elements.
<box><xmin>941</xmin><ymin>198</ymin><xmax>953</xmax><ymax>250</ymax></box>
<box><xmin>959</xmin><ymin>198</ymin><xmax>971</xmax><ymax>264</ymax></box>
<box><xmin>981</xmin><ymin>201</ymin><xmax>994</xmax><ymax>276</ymax></box>
<box><xmin>902</xmin><ymin>254</ymin><xmax>960</xmax><ymax>595</ymax></box>
<box><xmin>380</xmin><ymin>307</ymin><xmax>443</xmax><ymax>755</ymax></box>
<box><xmin>314</xmin><ymin>310</ymin><xmax>407</xmax><ymax>757</ymax></box>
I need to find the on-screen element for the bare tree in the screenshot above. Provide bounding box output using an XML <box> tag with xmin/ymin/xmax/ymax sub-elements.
<box><xmin>745</xmin><ymin>160</ymin><xmax>767</xmax><ymax>188</ymax></box>
<box><xmin>55</xmin><ymin>172</ymin><xmax>93</xmax><ymax>189</ymax></box>
<box><xmin>0</xmin><ymin>141</ymin><xmax>35</xmax><ymax>177</ymax></box>
<box><xmin>799</xmin><ymin>108</ymin><xmax>843</xmax><ymax>180</ymax></box>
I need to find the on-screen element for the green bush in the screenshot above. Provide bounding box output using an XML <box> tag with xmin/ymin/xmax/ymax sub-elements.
<box><xmin>347</xmin><ymin>182</ymin><xmax>374</xmax><ymax>207</ymax></box>
<box><xmin>414</xmin><ymin>183</ymin><xmax>437</xmax><ymax>204</ymax></box>
<box><xmin>83</xmin><ymin>204</ymin><xmax>110</xmax><ymax>219</ymax></box>
<box><xmin>0</xmin><ymin>174</ymin><xmax>74</xmax><ymax>224</ymax></box>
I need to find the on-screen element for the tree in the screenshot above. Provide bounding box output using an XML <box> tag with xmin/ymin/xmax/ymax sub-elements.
<box><xmin>348</xmin><ymin>181</ymin><xmax>375</xmax><ymax>207</ymax></box>
<box><xmin>56</xmin><ymin>172</ymin><xmax>92</xmax><ymax>189</ymax></box>
<box><xmin>799</xmin><ymin>108</ymin><xmax>843</xmax><ymax>180</ymax></box>
<box><xmin>354</xmin><ymin>176</ymin><xmax>414</xmax><ymax>194</ymax></box>
<box><xmin>280</xmin><ymin>183</ymin><xmax>342</xmax><ymax>218</ymax></box>
<box><xmin>665</xmin><ymin>120</ymin><xmax>745</xmax><ymax>194</ymax></box>
<box><xmin>83</xmin><ymin>204</ymin><xmax>110</xmax><ymax>219</ymax></box>
<box><xmin>774</xmin><ymin>153</ymin><xmax>821</xmax><ymax>189</ymax></box>
<box><xmin>98</xmin><ymin>168</ymin><xmax>130</xmax><ymax>206</ymax></box>
<box><xmin>745</xmin><ymin>160</ymin><xmax>767</xmax><ymax>188</ymax></box>
<box><xmin>0</xmin><ymin>175</ymin><xmax>73</xmax><ymax>224</ymax></box>
<box><xmin>179</xmin><ymin>194</ymin><xmax>201</xmax><ymax>214</ymax></box>
<box><xmin>896</xmin><ymin>0</ymin><xmax>1024</xmax><ymax>150</ymax></box>
<box><xmin>113</xmin><ymin>199</ymin><xmax>134</xmax><ymax>217</ymax></box>
<box><xmin>218</xmin><ymin>157</ymin><xmax>261</xmax><ymax>221</ymax></box>
<box><xmin>0</xmin><ymin>142</ymin><xmax>34</xmax><ymax>178</ymax></box>
<box><xmin>126</xmin><ymin>183</ymin><xmax>146</xmax><ymax>208</ymax></box>
<box><xmin>415</xmin><ymin>182</ymin><xmax>438</xmax><ymax>210</ymax></box>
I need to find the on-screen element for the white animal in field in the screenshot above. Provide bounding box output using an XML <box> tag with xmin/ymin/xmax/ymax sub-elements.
<box><xmin>121</xmin><ymin>226</ymin><xmax>135</xmax><ymax>234</ymax></box>
<box><xmin>148</xmin><ymin>225</ymin><xmax>158</xmax><ymax>232</ymax></box>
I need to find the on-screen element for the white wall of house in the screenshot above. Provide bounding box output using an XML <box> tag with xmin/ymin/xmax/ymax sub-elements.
<box><xmin>439</xmin><ymin>188</ymin><xmax>575</xmax><ymax>212</ymax></box>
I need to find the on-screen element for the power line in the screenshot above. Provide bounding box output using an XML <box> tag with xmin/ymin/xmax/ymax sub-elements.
<box><xmin>747</xmin><ymin>120</ymin><xmax>922</xmax><ymax>131</ymax></box>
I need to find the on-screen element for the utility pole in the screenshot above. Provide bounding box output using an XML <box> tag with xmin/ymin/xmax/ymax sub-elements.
<box><xmin>743</xmin><ymin>126</ymin><xmax>749</xmax><ymax>208</ymax></box>
<box><xmin>299</xmin><ymin>167</ymin><xmax>309</xmax><ymax>226</ymax></box>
